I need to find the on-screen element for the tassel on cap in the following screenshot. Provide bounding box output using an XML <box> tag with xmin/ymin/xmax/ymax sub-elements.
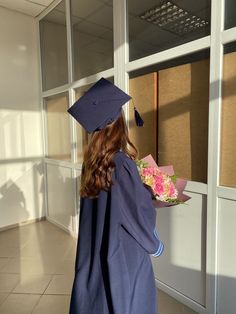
<box><xmin>130</xmin><ymin>99</ymin><xmax>144</xmax><ymax>127</ymax></box>
<box><xmin>134</xmin><ymin>106</ymin><xmax>144</xmax><ymax>127</ymax></box>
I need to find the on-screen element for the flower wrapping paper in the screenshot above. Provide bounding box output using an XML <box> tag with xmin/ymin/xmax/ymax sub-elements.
<box><xmin>141</xmin><ymin>154</ymin><xmax>191</xmax><ymax>208</ymax></box>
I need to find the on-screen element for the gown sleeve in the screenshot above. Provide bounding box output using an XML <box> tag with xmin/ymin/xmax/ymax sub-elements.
<box><xmin>117</xmin><ymin>157</ymin><xmax>164</xmax><ymax>257</ymax></box>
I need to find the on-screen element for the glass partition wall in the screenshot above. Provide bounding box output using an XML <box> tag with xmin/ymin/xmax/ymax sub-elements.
<box><xmin>40</xmin><ymin>1</ymin><xmax>68</xmax><ymax>91</ymax></box>
<box><xmin>39</xmin><ymin>0</ymin><xmax>114</xmax><ymax>236</ymax></box>
<box><xmin>38</xmin><ymin>0</ymin><xmax>236</xmax><ymax>313</ymax></box>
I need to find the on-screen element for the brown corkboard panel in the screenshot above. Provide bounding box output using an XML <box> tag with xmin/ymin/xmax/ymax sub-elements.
<box><xmin>158</xmin><ymin>59</ymin><xmax>209</xmax><ymax>182</ymax></box>
<box><xmin>46</xmin><ymin>94</ymin><xmax>71</xmax><ymax>161</ymax></box>
<box><xmin>129</xmin><ymin>73</ymin><xmax>158</xmax><ymax>160</ymax></box>
<box><xmin>220</xmin><ymin>51</ymin><xmax>236</xmax><ymax>187</ymax></box>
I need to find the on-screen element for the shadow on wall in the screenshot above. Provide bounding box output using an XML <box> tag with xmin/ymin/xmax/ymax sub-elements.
<box><xmin>46</xmin><ymin>162</ymin><xmax>79</xmax><ymax>231</ymax></box>
<box><xmin>0</xmin><ymin>159</ymin><xmax>45</xmax><ymax>228</ymax></box>
<box><xmin>0</xmin><ymin>179</ymin><xmax>28</xmax><ymax>224</ymax></box>
<box><xmin>0</xmin><ymin>158</ymin><xmax>47</xmax><ymax>291</ymax></box>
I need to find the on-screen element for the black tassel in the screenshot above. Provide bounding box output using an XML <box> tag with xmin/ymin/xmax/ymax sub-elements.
<box><xmin>134</xmin><ymin>107</ymin><xmax>144</xmax><ymax>127</ymax></box>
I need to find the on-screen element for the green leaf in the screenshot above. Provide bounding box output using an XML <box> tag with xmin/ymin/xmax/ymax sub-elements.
<box><xmin>136</xmin><ymin>159</ymin><xmax>149</xmax><ymax>170</ymax></box>
<box><xmin>170</xmin><ymin>174</ymin><xmax>177</xmax><ymax>183</ymax></box>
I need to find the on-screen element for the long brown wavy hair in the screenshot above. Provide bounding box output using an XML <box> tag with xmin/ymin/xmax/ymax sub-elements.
<box><xmin>80</xmin><ymin>110</ymin><xmax>138</xmax><ymax>198</ymax></box>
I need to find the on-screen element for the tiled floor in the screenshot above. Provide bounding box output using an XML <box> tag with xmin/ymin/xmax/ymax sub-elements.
<box><xmin>0</xmin><ymin>221</ymin><xmax>75</xmax><ymax>314</ymax></box>
<box><xmin>0</xmin><ymin>221</ymin><xmax>197</xmax><ymax>314</ymax></box>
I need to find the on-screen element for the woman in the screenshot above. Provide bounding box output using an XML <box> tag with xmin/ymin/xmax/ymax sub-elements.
<box><xmin>68</xmin><ymin>78</ymin><xmax>164</xmax><ymax>314</ymax></box>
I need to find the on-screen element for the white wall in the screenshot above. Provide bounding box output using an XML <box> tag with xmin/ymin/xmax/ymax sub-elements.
<box><xmin>152</xmin><ymin>191</ymin><xmax>207</xmax><ymax>307</ymax></box>
<box><xmin>0</xmin><ymin>6</ymin><xmax>45</xmax><ymax>229</ymax></box>
<box><xmin>46</xmin><ymin>164</ymin><xmax>75</xmax><ymax>232</ymax></box>
<box><xmin>217</xmin><ymin>198</ymin><xmax>236</xmax><ymax>314</ymax></box>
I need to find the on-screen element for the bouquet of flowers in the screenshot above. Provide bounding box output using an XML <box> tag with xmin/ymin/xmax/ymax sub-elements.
<box><xmin>136</xmin><ymin>154</ymin><xmax>191</xmax><ymax>208</ymax></box>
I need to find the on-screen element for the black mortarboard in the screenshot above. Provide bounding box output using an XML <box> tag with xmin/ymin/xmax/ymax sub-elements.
<box><xmin>67</xmin><ymin>77</ymin><xmax>144</xmax><ymax>133</ymax></box>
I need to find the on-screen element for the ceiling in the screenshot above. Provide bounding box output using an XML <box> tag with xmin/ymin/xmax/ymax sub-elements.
<box><xmin>0</xmin><ymin>0</ymin><xmax>112</xmax><ymax>17</ymax></box>
<box><xmin>0</xmin><ymin>0</ymin><xmax>211</xmax><ymax>21</ymax></box>
<box><xmin>0</xmin><ymin>0</ymin><xmax>55</xmax><ymax>17</ymax></box>
<box><xmin>0</xmin><ymin>0</ymin><xmax>212</xmax><ymax>63</ymax></box>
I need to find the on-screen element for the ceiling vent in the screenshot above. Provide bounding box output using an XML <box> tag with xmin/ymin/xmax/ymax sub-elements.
<box><xmin>139</xmin><ymin>1</ymin><xmax>209</xmax><ymax>35</ymax></box>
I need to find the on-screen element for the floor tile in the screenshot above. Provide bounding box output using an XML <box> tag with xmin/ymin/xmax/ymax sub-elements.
<box><xmin>0</xmin><ymin>293</ymin><xmax>41</xmax><ymax>314</ymax></box>
<box><xmin>0</xmin><ymin>258</ymin><xmax>9</xmax><ymax>271</ymax></box>
<box><xmin>19</xmin><ymin>240</ymin><xmax>70</xmax><ymax>260</ymax></box>
<box><xmin>19</xmin><ymin>242</ymin><xmax>47</xmax><ymax>259</ymax></box>
<box><xmin>0</xmin><ymin>293</ymin><xmax>9</xmax><ymax>306</ymax></box>
<box><xmin>1</xmin><ymin>256</ymin><xmax>60</xmax><ymax>275</ymax></box>
<box><xmin>0</xmin><ymin>274</ymin><xmax>20</xmax><ymax>292</ymax></box>
<box><xmin>0</xmin><ymin>258</ymin><xmax>22</xmax><ymax>274</ymax></box>
<box><xmin>0</xmin><ymin>227</ymin><xmax>29</xmax><ymax>251</ymax></box>
<box><xmin>63</xmin><ymin>241</ymin><xmax>77</xmax><ymax>261</ymax></box>
<box><xmin>0</xmin><ymin>229</ymin><xmax>20</xmax><ymax>245</ymax></box>
<box><xmin>0</xmin><ymin>243</ymin><xmax>21</xmax><ymax>258</ymax></box>
<box><xmin>158</xmin><ymin>290</ymin><xmax>197</xmax><ymax>314</ymax></box>
<box><xmin>13</xmin><ymin>273</ymin><xmax>52</xmax><ymax>294</ymax></box>
<box><xmin>54</xmin><ymin>259</ymin><xmax>75</xmax><ymax>275</ymax></box>
<box><xmin>32</xmin><ymin>295</ymin><xmax>70</xmax><ymax>314</ymax></box>
<box><xmin>44</xmin><ymin>274</ymin><xmax>74</xmax><ymax>295</ymax></box>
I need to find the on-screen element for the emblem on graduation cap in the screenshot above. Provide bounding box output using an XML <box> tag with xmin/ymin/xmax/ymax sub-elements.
<box><xmin>67</xmin><ymin>77</ymin><xmax>144</xmax><ymax>133</ymax></box>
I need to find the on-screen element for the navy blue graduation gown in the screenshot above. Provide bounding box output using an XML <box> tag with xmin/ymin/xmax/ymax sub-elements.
<box><xmin>69</xmin><ymin>151</ymin><xmax>164</xmax><ymax>314</ymax></box>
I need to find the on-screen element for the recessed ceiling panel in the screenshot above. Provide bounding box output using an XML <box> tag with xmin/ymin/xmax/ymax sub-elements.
<box><xmin>0</xmin><ymin>0</ymin><xmax>54</xmax><ymax>16</ymax></box>
<box><xmin>128</xmin><ymin>0</ymin><xmax>211</xmax><ymax>61</ymax></box>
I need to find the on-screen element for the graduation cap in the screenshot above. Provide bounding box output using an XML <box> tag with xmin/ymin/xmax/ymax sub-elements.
<box><xmin>67</xmin><ymin>78</ymin><xmax>144</xmax><ymax>133</ymax></box>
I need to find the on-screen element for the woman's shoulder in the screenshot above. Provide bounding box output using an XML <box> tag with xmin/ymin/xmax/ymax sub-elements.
<box><xmin>113</xmin><ymin>151</ymin><xmax>144</xmax><ymax>189</ymax></box>
<box><xmin>113</xmin><ymin>150</ymin><xmax>130</xmax><ymax>163</ymax></box>
<box><xmin>113</xmin><ymin>151</ymin><xmax>136</xmax><ymax>172</ymax></box>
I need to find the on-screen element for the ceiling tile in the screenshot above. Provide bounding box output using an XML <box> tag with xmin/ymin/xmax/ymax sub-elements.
<box><xmin>0</xmin><ymin>0</ymin><xmax>47</xmax><ymax>16</ymax></box>
<box><xmin>41</xmin><ymin>1</ymin><xmax>66</xmax><ymax>25</ymax></box>
<box><xmin>71</xmin><ymin>0</ymin><xmax>103</xmax><ymax>19</ymax></box>
<box><xmin>26</xmin><ymin>0</ymin><xmax>54</xmax><ymax>6</ymax></box>
<box><xmin>74</xmin><ymin>19</ymin><xmax>109</xmax><ymax>37</ymax></box>
<box><xmin>86</xmin><ymin>5</ymin><xmax>113</xmax><ymax>29</ymax></box>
